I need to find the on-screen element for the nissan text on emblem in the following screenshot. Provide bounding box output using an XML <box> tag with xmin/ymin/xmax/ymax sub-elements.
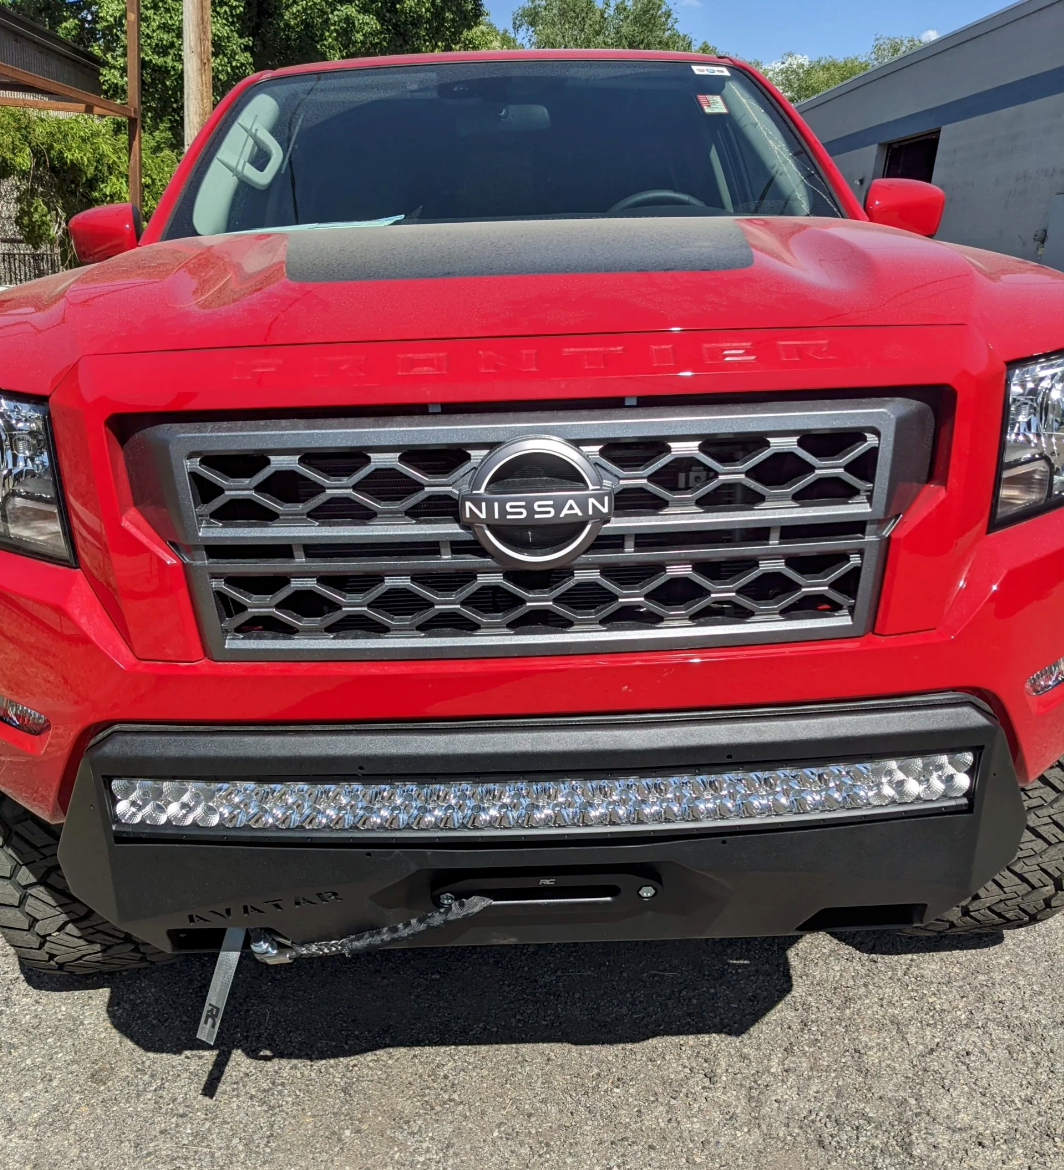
<box><xmin>459</xmin><ymin>437</ymin><xmax>614</xmax><ymax>569</ymax></box>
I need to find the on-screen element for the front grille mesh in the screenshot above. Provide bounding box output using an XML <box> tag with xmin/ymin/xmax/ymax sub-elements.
<box><xmin>128</xmin><ymin>400</ymin><xmax>929</xmax><ymax>659</ymax></box>
<box><xmin>214</xmin><ymin>548</ymin><xmax>864</xmax><ymax>640</ymax></box>
<box><xmin>188</xmin><ymin>431</ymin><xmax>878</xmax><ymax>528</ymax></box>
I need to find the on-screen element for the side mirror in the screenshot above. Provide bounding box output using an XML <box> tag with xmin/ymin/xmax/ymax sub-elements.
<box><xmin>68</xmin><ymin>203</ymin><xmax>143</xmax><ymax>264</ymax></box>
<box><xmin>864</xmin><ymin>178</ymin><xmax>945</xmax><ymax>238</ymax></box>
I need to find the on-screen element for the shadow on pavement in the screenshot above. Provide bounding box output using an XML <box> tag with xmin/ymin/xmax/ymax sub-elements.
<box><xmin>20</xmin><ymin>926</ymin><xmax>1005</xmax><ymax>1086</ymax></box>
<box><xmin>830</xmin><ymin>928</ymin><xmax>1005</xmax><ymax>955</ymax></box>
<box><xmin>25</xmin><ymin>935</ymin><xmax>797</xmax><ymax>1061</ymax></box>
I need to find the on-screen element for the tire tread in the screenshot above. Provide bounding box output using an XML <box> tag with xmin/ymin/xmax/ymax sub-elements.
<box><xmin>911</xmin><ymin>760</ymin><xmax>1064</xmax><ymax>935</ymax></box>
<box><xmin>0</xmin><ymin>796</ymin><xmax>170</xmax><ymax>974</ymax></box>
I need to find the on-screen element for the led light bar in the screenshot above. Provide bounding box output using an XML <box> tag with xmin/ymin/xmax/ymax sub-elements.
<box><xmin>110</xmin><ymin>753</ymin><xmax>974</xmax><ymax>836</ymax></box>
<box><xmin>1027</xmin><ymin>657</ymin><xmax>1064</xmax><ymax>696</ymax></box>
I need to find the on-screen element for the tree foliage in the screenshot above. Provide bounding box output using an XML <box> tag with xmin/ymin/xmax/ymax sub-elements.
<box><xmin>246</xmin><ymin>0</ymin><xmax>486</xmax><ymax>70</ymax></box>
<box><xmin>511</xmin><ymin>0</ymin><xmax>714</xmax><ymax>52</ymax></box>
<box><xmin>0</xmin><ymin>110</ymin><xmax>179</xmax><ymax>264</ymax></box>
<box><xmin>8</xmin><ymin>0</ymin><xmax>485</xmax><ymax>146</ymax></box>
<box><xmin>458</xmin><ymin>17</ymin><xmax>519</xmax><ymax>49</ymax></box>
<box><xmin>756</xmin><ymin>33</ymin><xmax>928</xmax><ymax>103</ymax></box>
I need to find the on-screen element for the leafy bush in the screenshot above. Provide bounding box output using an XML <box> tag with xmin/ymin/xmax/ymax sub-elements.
<box><xmin>0</xmin><ymin>109</ymin><xmax>179</xmax><ymax>263</ymax></box>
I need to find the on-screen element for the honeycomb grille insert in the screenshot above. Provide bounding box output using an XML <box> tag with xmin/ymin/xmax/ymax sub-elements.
<box><xmin>128</xmin><ymin>399</ymin><xmax>931</xmax><ymax>659</ymax></box>
<box><xmin>187</xmin><ymin>432</ymin><xmax>877</xmax><ymax>527</ymax></box>
<box><xmin>213</xmin><ymin>550</ymin><xmax>864</xmax><ymax>640</ymax></box>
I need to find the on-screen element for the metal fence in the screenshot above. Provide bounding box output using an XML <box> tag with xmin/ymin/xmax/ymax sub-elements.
<box><xmin>0</xmin><ymin>249</ymin><xmax>64</xmax><ymax>286</ymax></box>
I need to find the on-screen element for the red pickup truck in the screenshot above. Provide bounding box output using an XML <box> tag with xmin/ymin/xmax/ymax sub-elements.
<box><xmin>1</xmin><ymin>50</ymin><xmax>1062</xmax><ymax>981</ymax></box>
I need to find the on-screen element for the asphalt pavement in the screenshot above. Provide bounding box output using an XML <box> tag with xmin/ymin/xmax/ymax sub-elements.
<box><xmin>1</xmin><ymin>918</ymin><xmax>1061</xmax><ymax>1170</ymax></box>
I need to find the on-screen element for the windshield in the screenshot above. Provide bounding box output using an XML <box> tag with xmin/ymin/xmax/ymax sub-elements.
<box><xmin>164</xmin><ymin>59</ymin><xmax>842</xmax><ymax>240</ymax></box>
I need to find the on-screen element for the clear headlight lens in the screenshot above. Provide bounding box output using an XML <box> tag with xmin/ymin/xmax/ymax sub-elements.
<box><xmin>994</xmin><ymin>352</ymin><xmax>1064</xmax><ymax>525</ymax></box>
<box><xmin>1027</xmin><ymin>657</ymin><xmax>1064</xmax><ymax>697</ymax></box>
<box><xmin>0</xmin><ymin>394</ymin><xmax>71</xmax><ymax>563</ymax></box>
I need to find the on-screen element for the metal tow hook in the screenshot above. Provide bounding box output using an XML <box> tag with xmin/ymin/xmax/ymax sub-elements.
<box><xmin>248</xmin><ymin>930</ymin><xmax>296</xmax><ymax>965</ymax></box>
<box><xmin>196</xmin><ymin>896</ymin><xmax>491</xmax><ymax>1045</ymax></box>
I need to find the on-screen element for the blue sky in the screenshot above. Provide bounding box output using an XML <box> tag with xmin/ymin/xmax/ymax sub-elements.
<box><xmin>483</xmin><ymin>0</ymin><xmax>1011</xmax><ymax>63</ymax></box>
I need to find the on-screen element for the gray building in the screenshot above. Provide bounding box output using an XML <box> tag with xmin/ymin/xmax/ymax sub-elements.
<box><xmin>798</xmin><ymin>0</ymin><xmax>1064</xmax><ymax>270</ymax></box>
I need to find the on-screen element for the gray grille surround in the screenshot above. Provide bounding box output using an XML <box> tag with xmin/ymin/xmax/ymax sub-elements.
<box><xmin>126</xmin><ymin>399</ymin><xmax>932</xmax><ymax>660</ymax></box>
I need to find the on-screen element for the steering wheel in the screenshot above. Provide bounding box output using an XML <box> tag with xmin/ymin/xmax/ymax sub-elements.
<box><xmin>607</xmin><ymin>189</ymin><xmax>706</xmax><ymax>213</ymax></box>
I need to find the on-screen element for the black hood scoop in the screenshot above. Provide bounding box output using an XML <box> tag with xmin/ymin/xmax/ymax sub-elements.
<box><xmin>285</xmin><ymin>216</ymin><xmax>754</xmax><ymax>283</ymax></box>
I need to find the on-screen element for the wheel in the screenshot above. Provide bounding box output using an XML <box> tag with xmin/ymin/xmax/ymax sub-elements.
<box><xmin>0</xmin><ymin>795</ymin><xmax>172</xmax><ymax>974</ymax></box>
<box><xmin>912</xmin><ymin>758</ymin><xmax>1064</xmax><ymax>935</ymax></box>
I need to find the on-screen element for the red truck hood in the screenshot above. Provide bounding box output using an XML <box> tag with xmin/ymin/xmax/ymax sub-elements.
<box><xmin>1</xmin><ymin>216</ymin><xmax>1060</xmax><ymax>394</ymax></box>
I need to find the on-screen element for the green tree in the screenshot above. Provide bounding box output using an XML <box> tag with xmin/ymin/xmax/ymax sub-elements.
<box><xmin>459</xmin><ymin>17</ymin><xmax>519</xmax><ymax>49</ymax></box>
<box><xmin>512</xmin><ymin>0</ymin><xmax>695</xmax><ymax>51</ymax></box>
<box><xmin>7</xmin><ymin>0</ymin><xmax>486</xmax><ymax>145</ymax></box>
<box><xmin>756</xmin><ymin>52</ymin><xmax>869</xmax><ymax>103</ymax></box>
<box><xmin>244</xmin><ymin>0</ymin><xmax>486</xmax><ymax>71</ymax></box>
<box><xmin>869</xmin><ymin>33</ymin><xmax>925</xmax><ymax>65</ymax></box>
<box><xmin>0</xmin><ymin>110</ymin><xmax>179</xmax><ymax>265</ymax></box>
<box><xmin>90</xmin><ymin>0</ymin><xmax>253</xmax><ymax>150</ymax></box>
<box><xmin>756</xmin><ymin>33</ymin><xmax>928</xmax><ymax>103</ymax></box>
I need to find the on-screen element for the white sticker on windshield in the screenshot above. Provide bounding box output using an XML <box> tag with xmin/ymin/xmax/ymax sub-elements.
<box><xmin>697</xmin><ymin>94</ymin><xmax>729</xmax><ymax>115</ymax></box>
<box><xmin>692</xmin><ymin>65</ymin><xmax>730</xmax><ymax>76</ymax></box>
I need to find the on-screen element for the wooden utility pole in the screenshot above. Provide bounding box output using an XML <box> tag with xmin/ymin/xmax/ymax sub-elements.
<box><xmin>126</xmin><ymin>0</ymin><xmax>142</xmax><ymax>208</ymax></box>
<box><xmin>183</xmin><ymin>0</ymin><xmax>212</xmax><ymax>149</ymax></box>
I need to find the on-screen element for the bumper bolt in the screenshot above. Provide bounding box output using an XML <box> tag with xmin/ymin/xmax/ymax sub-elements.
<box><xmin>437</xmin><ymin>892</ymin><xmax>456</xmax><ymax>907</ymax></box>
<box><xmin>638</xmin><ymin>885</ymin><xmax>657</xmax><ymax>900</ymax></box>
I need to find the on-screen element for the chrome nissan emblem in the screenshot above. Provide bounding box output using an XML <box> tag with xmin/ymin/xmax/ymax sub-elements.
<box><xmin>459</xmin><ymin>436</ymin><xmax>614</xmax><ymax>569</ymax></box>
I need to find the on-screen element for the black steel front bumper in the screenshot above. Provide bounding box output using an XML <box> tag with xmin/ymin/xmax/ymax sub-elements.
<box><xmin>59</xmin><ymin>693</ymin><xmax>1025</xmax><ymax>952</ymax></box>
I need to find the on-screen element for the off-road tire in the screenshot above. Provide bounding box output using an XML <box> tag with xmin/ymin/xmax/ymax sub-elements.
<box><xmin>0</xmin><ymin>795</ymin><xmax>172</xmax><ymax>974</ymax></box>
<box><xmin>912</xmin><ymin>758</ymin><xmax>1064</xmax><ymax>935</ymax></box>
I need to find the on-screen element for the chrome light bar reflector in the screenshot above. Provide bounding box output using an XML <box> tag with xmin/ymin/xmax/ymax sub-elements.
<box><xmin>110</xmin><ymin>753</ymin><xmax>974</xmax><ymax>836</ymax></box>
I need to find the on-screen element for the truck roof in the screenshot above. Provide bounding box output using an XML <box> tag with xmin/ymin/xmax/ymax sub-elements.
<box><xmin>262</xmin><ymin>47</ymin><xmax>737</xmax><ymax>83</ymax></box>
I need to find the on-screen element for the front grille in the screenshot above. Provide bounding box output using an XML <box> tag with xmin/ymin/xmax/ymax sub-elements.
<box><xmin>127</xmin><ymin>399</ymin><xmax>932</xmax><ymax>659</ymax></box>
<box><xmin>187</xmin><ymin>429</ymin><xmax>878</xmax><ymax>526</ymax></box>
<box><xmin>210</xmin><ymin>546</ymin><xmax>864</xmax><ymax>639</ymax></box>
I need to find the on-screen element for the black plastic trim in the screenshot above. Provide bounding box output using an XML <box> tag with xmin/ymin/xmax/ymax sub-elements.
<box><xmin>285</xmin><ymin>218</ymin><xmax>754</xmax><ymax>282</ymax></box>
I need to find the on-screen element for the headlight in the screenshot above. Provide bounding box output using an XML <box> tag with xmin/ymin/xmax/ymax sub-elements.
<box><xmin>993</xmin><ymin>351</ymin><xmax>1064</xmax><ymax>526</ymax></box>
<box><xmin>0</xmin><ymin>394</ymin><xmax>73</xmax><ymax>563</ymax></box>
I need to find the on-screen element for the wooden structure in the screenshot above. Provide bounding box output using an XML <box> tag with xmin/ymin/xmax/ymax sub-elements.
<box><xmin>0</xmin><ymin>6</ymin><xmax>141</xmax><ymax>207</ymax></box>
<box><xmin>183</xmin><ymin>0</ymin><xmax>212</xmax><ymax>148</ymax></box>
